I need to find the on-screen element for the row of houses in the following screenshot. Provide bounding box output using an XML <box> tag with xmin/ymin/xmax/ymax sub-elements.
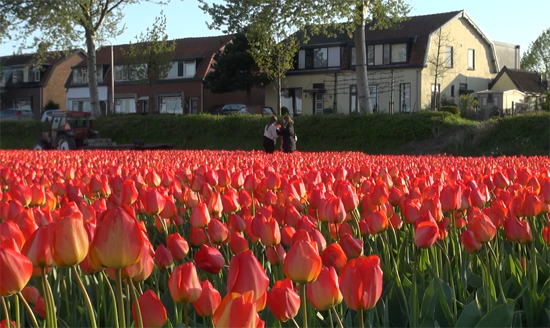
<box><xmin>1</xmin><ymin>10</ymin><xmax>548</xmax><ymax>119</ymax></box>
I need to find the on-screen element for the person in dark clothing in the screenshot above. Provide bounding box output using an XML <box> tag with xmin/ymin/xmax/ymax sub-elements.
<box><xmin>277</xmin><ymin>114</ymin><xmax>296</xmax><ymax>153</ymax></box>
<box><xmin>263</xmin><ymin>115</ymin><xmax>278</xmax><ymax>153</ymax></box>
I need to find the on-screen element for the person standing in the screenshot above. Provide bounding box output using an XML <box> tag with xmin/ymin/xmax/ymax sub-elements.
<box><xmin>263</xmin><ymin>115</ymin><xmax>278</xmax><ymax>153</ymax></box>
<box><xmin>277</xmin><ymin>114</ymin><xmax>296</xmax><ymax>153</ymax></box>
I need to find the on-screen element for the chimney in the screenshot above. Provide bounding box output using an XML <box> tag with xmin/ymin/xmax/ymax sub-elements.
<box><xmin>514</xmin><ymin>45</ymin><xmax>520</xmax><ymax>69</ymax></box>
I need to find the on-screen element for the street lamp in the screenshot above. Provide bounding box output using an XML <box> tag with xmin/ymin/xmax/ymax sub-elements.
<box><xmin>100</xmin><ymin>40</ymin><xmax>115</xmax><ymax>115</ymax></box>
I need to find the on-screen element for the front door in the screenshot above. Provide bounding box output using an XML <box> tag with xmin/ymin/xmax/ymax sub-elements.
<box><xmin>314</xmin><ymin>93</ymin><xmax>324</xmax><ymax>114</ymax></box>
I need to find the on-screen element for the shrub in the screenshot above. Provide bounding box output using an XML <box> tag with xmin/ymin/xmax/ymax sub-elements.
<box><xmin>43</xmin><ymin>100</ymin><xmax>60</xmax><ymax>112</ymax></box>
<box><xmin>440</xmin><ymin>105</ymin><xmax>460</xmax><ymax>116</ymax></box>
<box><xmin>281</xmin><ymin>106</ymin><xmax>289</xmax><ymax>116</ymax></box>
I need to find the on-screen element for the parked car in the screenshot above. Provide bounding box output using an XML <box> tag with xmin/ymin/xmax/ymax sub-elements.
<box><xmin>238</xmin><ymin>106</ymin><xmax>275</xmax><ymax>116</ymax></box>
<box><xmin>0</xmin><ymin>108</ymin><xmax>34</xmax><ymax>121</ymax></box>
<box><xmin>41</xmin><ymin>109</ymin><xmax>67</xmax><ymax>122</ymax></box>
<box><xmin>218</xmin><ymin>103</ymin><xmax>246</xmax><ymax>115</ymax></box>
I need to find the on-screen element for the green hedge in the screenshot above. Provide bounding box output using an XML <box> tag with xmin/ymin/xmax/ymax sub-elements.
<box><xmin>1</xmin><ymin>111</ymin><xmax>549</xmax><ymax>156</ymax></box>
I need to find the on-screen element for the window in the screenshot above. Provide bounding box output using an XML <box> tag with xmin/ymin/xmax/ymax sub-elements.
<box><xmin>300</xmin><ymin>47</ymin><xmax>340</xmax><ymax>69</ymax></box>
<box><xmin>159</xmin><ymin>96</ymin><xmax>183</xmax><ymax>114</ymax></box>
<box><xmin>114</xmin><ymin>99</ymin><xmax>136</xmax><ymax>114</ymax></box>
<box><xmin>451</xmin><ymin>85</ymin><xmax>455</xmax><ymax>97</ymax></box>
<box><xmin>481</xmin><ymin>97</ymin><xmax>487</xmax><ymax>106</ymax></box>
<box><xmin>14</xmin><ymin>98</ymin><xmax>31</xmax><ymax>110</ymax></box>
<box><xmin>367</xmin><ymin>45</ymin><xmax>374</xmax><ymax>65</ymax></box>
<box><xmin>189</xmin><ymin>97</ymin><xmax>198</xmax><ymax>114</ymax></box>
<box><xmin>71</xmin><ymin>100</ymin><xmax>91</xmax><ymax>112</ymax></box>
<box><xmin>400</xmin><ymin>83</ymin><xmax>411</xmax><ymax>112</ymax></box>
<box><xmin>114</xmin><ymin>65</ymin><xmax>129</xmax><ymax>81</ymax></box>
<box><xmin>468</xmin><ymin>49</ymin><xmax>475</xmax><ymax>70</ymax></box>
<box><xmin>12</xmin><ymin>69</ymin><xmax>23</xmax><ymax>83</ymax></box>
<box><xmin>351</xmin><ymin>47</ymin><xmax>356</xmax><ymax>66</ymax></box>
<box><xmin>390</xmin><ymin>43</ymin><xmax>407</xmax><ymax>63</ymax></box>
<box><xmin>350</xmin><ymin>85</ymin><xmax>357</xmax><ymax>113</ymax></box>
<box><xmin>383</xmin><ymin>44</ymin><xmax>390</xmax><ymax>65</ymax></box>
<box><xmin>493</xmin><ymin>96</ymin><xmax>499</xmax><ymax>108</ymax></box>
<box><xmin>314</xmin><ymin>48</ymin><xmax>328</xmax><ymax>68</ymax></box>
<box><xmin>327</xmin><ymin>47</ymin><xmax>340</xmax><ymax>67</ymax></box>
<box><xmin>445</xmin><ymin>46</ymin><xmax>453</xmax><ymax>68</ymax></box>
<box><xmin>73</xmin><ymin>68</ymin><xmax>88</xmax><ymax>84</ymax></box>
<box><xmin>369</xmin><ymin>85</ymin><xmax>378</xmax><ymax>113</ymax></box>
<box><xmin>12</xmin><ymin>67</ymin><xmax>40</xmax><ymax>83</ymax></box>
<box><xmin>165</xmin><ymin>61</ymin><xmax>196</xmax><ymax>79</ymax></box>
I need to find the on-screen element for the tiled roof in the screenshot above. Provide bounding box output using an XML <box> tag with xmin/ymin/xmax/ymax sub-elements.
<box><xmin>1</xmin><ymin>50</ymin><xmax>82</xmax><ymax>67</ymax></box>
<box><xmin>501</xmin><ymin>67</ymin><xmax>547</xmax><ymax>93</ymax></box>
<box><xmin>76</xmin><ymin>34</ymin><xmax>235</xmax><ymax>78</ymax></box>
<box><xmin>302</xmin><ymin>10</ymin><xmax>463</xmax><ymax>67</ymax></box>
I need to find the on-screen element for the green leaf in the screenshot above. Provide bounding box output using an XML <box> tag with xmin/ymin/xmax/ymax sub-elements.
<box><xmin>455</xmin><ymin>300</ymin><xmax>482</xmax><ymax>327</ymax></box>
<box><xmin>420</xmin><ymin>279</ymin><xmax>437</xmax><ymax>321</ymax></box>
<box><xmin>474</xmin><ymin>302</ymin><xmax>514</xmax><ymax>328</ymax></box>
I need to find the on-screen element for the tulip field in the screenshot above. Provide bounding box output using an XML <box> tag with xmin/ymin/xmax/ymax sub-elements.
<box><xmin>1</xmin><ymin>149</ymin><xmax>550</xmax><ymax>328</ymax></box>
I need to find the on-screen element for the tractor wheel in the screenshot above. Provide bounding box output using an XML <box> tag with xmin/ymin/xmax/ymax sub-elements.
<box><xmin>56</xmin><ymin>135</ymin><xmax>77</xmax><ymax>150</ymax></box>
<box><xmin>33</xmin><ymin>139</ymin><xmax>51</xmax><ymax>150</ymax></box>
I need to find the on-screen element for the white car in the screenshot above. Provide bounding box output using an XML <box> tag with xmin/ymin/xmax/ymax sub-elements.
<box><xmin>41</xmin><ymin>110</ymin><xmax>66</xmax><ymax>122</ymax></box>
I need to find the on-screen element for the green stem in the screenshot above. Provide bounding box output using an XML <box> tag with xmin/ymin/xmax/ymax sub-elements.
<box><xmin>115</xmin><ymin>269</ymin><xmax>126</xmax><ymax>328</ymax></box>
<box><xmin>101</xmin><ymin>270</ymin><xmax>118</xmax><ymax>328</ymax></box>
<box><xmin>41</xmin><ymin>268</ymin><xmax>57</xmax><ymax>328</ymax></box>
<box><xmin>1</xmin><ymin>296</ymin><xmax>10</xmax><ymax>328</ymax></box>
<box><xmin>291</xmin><ymin>317</ymin><xmax>300</xmax><ymax>328</ymax></box>
<box><xmin>129</xmin><ymin>279</ymin><xmax>143</xmax><ymax>328</ymax></box>
<box><xmin>328</xmin><ymin>306</ymin><xmax>334</xmax><ymax>328</ymax></box>
<box><xmin>14</xmin><ymin>294</ymin><xmax>19</xmax><ymax>328</ymax></box>
<box><xmin>184</xmin><ymin>303</ymin><xmax>189</xmax><ymax>328</ymax></box>
<box><xmin>71</xmin><ymin>266</ymin><xmax>97</xmax><ymax>328</ymax></box>
<box><xmin>300</xmin><ymin>283</ymin><xmax>308</xmax><ymax>328</ymax></box>
<box><xmin>331</xmin><ymin>306</ymin><xmax>344</xmax><ymax>328</ymax></box>
<box><xmin>17</xmin><ymin>292</ymin><xmax>39</xmax><ymax>328</ymax></box>
<box><xmin>359</xmin><ymin>308</ymin><xmax>365</xmax><ymax>328</ymax></box>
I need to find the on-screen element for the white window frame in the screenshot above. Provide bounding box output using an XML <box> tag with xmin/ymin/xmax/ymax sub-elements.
<box><xmin>73</xmin><ymin>68</ymin><xmax>88</xmax><ymax>84</ymax></box>
<box><xmin>468</xmin><ymin>49</ymin><xmax>475</xmax><ymax>70</ymax></box>
<box><xmin>445</xmin><ymin>46</ymin><xmax>453</xmax><ymax>68</ymax></box>
<box><xmin>481</xmin><ymin>97</ymin><xmax>487</xmax><ymax>107</ymax></box>
<box><xmin>184</xmin><ymin>61</ymin><xmax>196</xmax><ymax>77</ymax></box>
<box><xmin>390</xmin><ymin>43</ymin><xmax>407</xmax><ymax>63</ymax></box>
<box><xmin>400</xmin><ymin>83</ymin><xmax>411</xmax><ymax>112</ymax></box>
<box><xmin>114</xmin><ymin>65</ymin><xmax>129</xmax><ymax>81</ymax></box>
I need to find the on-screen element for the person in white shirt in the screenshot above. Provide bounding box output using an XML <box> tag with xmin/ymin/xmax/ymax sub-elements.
<box><xmin>263</xmin><ymin>115</ymin><xmax>279</xmax><ymax>153</ymax></box>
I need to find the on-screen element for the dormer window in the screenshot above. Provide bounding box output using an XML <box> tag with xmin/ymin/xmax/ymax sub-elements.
<box><xmin>12</xmin><ymin>67</ymin><xmax>41</xmax><ymax>83</ymax></box>
<box><xmin>164</xmin><ymin>61</ymin><xmax>196</xmax><ymax>79</ymax></box>
<box><xmin>73</xmin><ymin>66</ymin><xmax>103</xmax><ymax>84</ymax></box>
<box><xmin>298</xmin><ymin>47</ymin><xmax>340</xmax><ymax>69</ymax></box>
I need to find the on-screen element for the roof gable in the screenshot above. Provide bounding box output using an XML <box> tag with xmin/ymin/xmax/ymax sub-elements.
<box><xmin>1</xmin><ymin>50</ymin><xmax>84</xmax><ymax>67</ymax></box>
<box><xmin>491</xmin><ymin>66</ymin><xmax>547</xmax><ymax>93</ymax></box>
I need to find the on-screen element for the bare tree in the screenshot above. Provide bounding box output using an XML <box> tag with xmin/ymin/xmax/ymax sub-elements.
<box><xmin>426</xmin><ymin>27</ymin><xmax>455</xmax><ymax>110</ymax></box>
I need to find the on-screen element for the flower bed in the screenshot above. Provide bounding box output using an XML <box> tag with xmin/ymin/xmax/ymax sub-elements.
<box><xmin>0</xmin><ymin>150</ymin><xmax>549</xmax><ymax>327</ymax></box>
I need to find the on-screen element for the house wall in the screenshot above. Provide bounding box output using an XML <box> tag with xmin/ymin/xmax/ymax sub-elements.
<box><xmin>203</xmin><ymin>86</ymin><xmax>265</xmax><ymax>113</ymax></box>
<box><xmin>420</xmin><ymin>17</ymin><xmax>496</xmax><ymax>108</ymax></box>
<box><xmin>43</xmin><ymin>54</ymin><xmax>85</xmax><ymax>111</ymax></box>
<box><xmin>5</xmin><ymin>88</ymin><xmax>41</xmax><ymax>119</ymax></box>
<box><xmin>66</xmin><ymin>86</ymin><xmax>108</xmax><ymax>110</ymax></box>
<box><xmin>491</xmin><ymin>75</ymin><xmax>516</xmax><ymax>91</ymax></box>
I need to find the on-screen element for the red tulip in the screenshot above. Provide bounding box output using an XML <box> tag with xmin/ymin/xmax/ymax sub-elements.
<box><xmin>440</xmin><ymin>184</ymin><xmax>462</xmax><ymax>212</ymax></box>
<box><xmin>307</xmin><ymin>266</ymin><xmax>343</xmax><ymax>311</ymax></box>
<box><xmin>206</xmin><ymin>192</ymin><xmax>223</xmax><ymax>218</ymax></box>
<box><xmin>0</xmin><ymin>239</ymin><xmax>33</xmax><ymax>296</ymax></box>
<box><xmin>221</xmin><ymin>189</ymin><xmax>240</xmax><ymax>214</ymax></box>
<box><xmin>283</xmin><ymin>240</ymin><xmax>322</xmax><ymax>284</ymax></box>
<box><xmin>33</xmin><ymin>296</ymin><xmax>47</xmax><ymax>319</ymax></box>
<box><xmin>504</xmin><ymin>216</ymin><xmax>533</xmax><ymax>243</ymax></box>
<box><xmin>339</xmin><ymin>233</ymin><xmax>364</xmax><ymax>258</ymax></box>
<box><xmin>168</xmin><ymin>262</ymin><xmax>202</xmax><ymax>303</ymax></box>
<box><xmin>371</xmin><ymin>181</ymin><xmax>389</xmax><ymax>205</ymax></box>
<box><xmin>229</xmin><ymin>232</ymin><xmax>250</xmax><ymax>255</ymax></box>
<box><xmin>227</xmin><ymin>250</ymin><xmax>269</xmax><ymax>311</ymax></box>
<box><xmin>140</xmin><ymin>187</ymin><xmax>166</xmax><ymax>216</ymax></box>
<box><xmin>154</xmin><ymin>244</ymin><xmax>173</xmax><ymax>270</ymax></box>
<box><xmin>190</xmin><ymin>203</ymin><xmax>211</xmax><ymax>229</ymax></box>
<box><xmin>166</xmin><ymin>233</ymin><xmax>189</xmax><ymax>261</ymax></box>
<box><xmin>0</xmin><ymin>221</ymin><xmax>26</xmax><ymax>250</ymax></box>
<box><xmin>260</xmin><ymin>217</ymin><xmax>281</xmax><ymax>247</ymax></box>
<box><xmin>414</xmin><ymin>212</ymin><xmax>440</xmax><ymax>249</ymax></box>
<box><xmin>190</xmin><ymin>227</ymin><xmax>208</xmax><ymax>247</ymax></box>
<box><xmin>467</xmin><ymin>208</ymin><xmax>497</xmax><ymax>243</ymax></box>
<box><xmin>460</xmin><ymin>229</ymin><xmax>482</xmax><ymax>254</ymax></box>
<box><xmin>207</xmin><ymin>219</ymin><xmax>230</xmax><ymax>245</ymax></box>
<box><xmin>21</xmin><ymin>285</ymin><xmax>40</xmax><ymax>305</ymax></box>
<box><xmin>339</xmin><ymin>255</ymin><xmax>383</xmax><ymax>311</ymax></box>
<box><xmin>132</xmin><ymin>290</ymin><xmax>167</xmax><ymax>328</ymax></box>
<box><xmin>22</xmin><ymin>225</ymin><xmax>55</xmax><ymax>268</ymax></box>
<box><xmin>193</xmin><ymin>280</ymin><xmax>222</xmax><ymax>317</ymax></box>
<box><xmin>89</xmin><ymin>205</ymin><xmax>144</xmax><ymax>269</ymax></box>
<box><xmin>194</xmin><ymin>244</ymin><xmax>225</xmax><ymax>274</ymax></box>
<box><xmin>543</xmin><ymin>225</ymin><xmax>550</xmax><ymax>245</ymax></box>
<box><xmin>321</xmin><ymin>242</ymin><xmax>348</xmax><ymax>273</ymax></box>
<box><xmin>267</xmin><ymin>279</ymin><xmax>300</xmax><ymax>322</ymax></box>
<box><xmin>366</xmin><ymin>210</ymin><xmax>389</xmax><ymax>235</ymax></box>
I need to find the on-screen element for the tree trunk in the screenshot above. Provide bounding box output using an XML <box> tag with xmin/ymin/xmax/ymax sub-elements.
<box><xmin>85</xmin><ymin>29</ymin><xmax>101</xmax><ymax>118</ymax></box>
<box><xmin>355</xmin><ymin>5</ymin><xmax>372</xmax><ymax>114</ymax></box>
<box><xmin>277</xmin><ymin>76</ymin><xmax>282</xmax><ymax>116</ymax></box>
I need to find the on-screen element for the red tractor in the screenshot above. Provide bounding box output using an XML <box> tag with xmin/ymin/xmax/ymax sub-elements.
<box><xmin>33</xmin><ymin>111</ymin><xmax>174</xmax><ymax>150</ymax></box>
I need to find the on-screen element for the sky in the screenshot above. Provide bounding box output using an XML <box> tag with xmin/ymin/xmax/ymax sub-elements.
<box><xmin>1</xmin><ymin>0</ymin><xmax>549</xmax><ymax>57</ymax></box>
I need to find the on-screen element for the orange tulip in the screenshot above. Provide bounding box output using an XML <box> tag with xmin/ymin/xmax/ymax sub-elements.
<box><xmin>227</xmin><ymin>250</ymin><xmax>270</xmax><ymax>311</ymax></box>
<box><xmin>307</xmin><ymin>266</ymin><xmax>343</xmax><ymax>311</ymax></box>
<box><xmin>0</xmin><ymin>239</ymin><xmax>34</xmax><ymax>296</ymax></box>
<box><xmin>213</xmin><ymin>291</ymin><xmax>257</xmax><ymax>328</ymax></box>
<box><xmin>267</xmin><ymin>279</ymin><xmax>300</xmax><ymax>322</ymax></box>
<box><xmin>51</xmin><ymin>210</ymin><xmax>89</xmax><ymax>267</ymax></box>
<box><xmin>132</xmin><ymin>290</ymin><xmax>167</xmax><ymax>328</ymax></box>
<box><xmin>283</xmin><ymin>240</ymin><xmax>322</xmax><ymax>284</ymax></box>
<box><xmin>366</xmin><ymin>210</ymin><xmax>389</xmax><ymax>235</ymax></box>
<box><xmin>206</xmin><ymin>192</ymin><xmax>223</xmax><ymax>218</ymax></box>
<box><xmin>22</xmin><ymin>225</ymin><xmax>55</xmax><ymax>268</ymax></box>
<box><xmin>339</xmin><ymin>255</ymin><xmax>383</xmax><ymax>311</ymax></box>
<box><xmin>0</xmin><ymin>221</ymin><xmax>26</xmax><ymax>250</ymax></box>
<box><xmin>193</xmin><ymin>280</ymin><xmax>222</xmax><ymax>317</ymax></box>
<box><xmin>89</xmin><ymin>205</ymin><xmax>144</xmax><ymax>269</ymax></box>
<box><xmin>168</xmin><ymin>262</ymin><xmax>202</xmax><ymax>303</ymax></box>
<box><xmin>260</xmin><ymin>217</ymin><xmax>281</xmax><ymax>247</ymax></box>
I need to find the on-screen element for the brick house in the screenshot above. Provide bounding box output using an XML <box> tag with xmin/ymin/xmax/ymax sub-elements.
<box><xmin>266</xmin><ymin>10</ymin><xmax>503</xmax><ymax>115</ymax></box>
<box><xmin>66</xmin><ymin>35</ymin><xmax>264</xmax><ymax>115</ymax></box>
<box><xmin>0</xmin><ymin>50</ymin><xmax>86</xmax><ymax>118</ymax></box>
